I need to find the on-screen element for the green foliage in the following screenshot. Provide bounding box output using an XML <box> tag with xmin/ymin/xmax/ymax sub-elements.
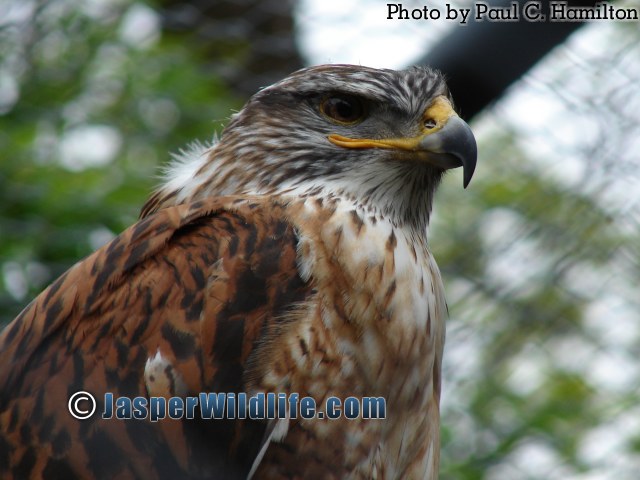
<box><xmin>0</xmin><ymin>0</ymin><xmax>241</xmax><ymax>321</ymax></box>
<box><xmin>435</xmin><ymin>96</ymin><xmax>640</xmax><ymax>476</ymax></box>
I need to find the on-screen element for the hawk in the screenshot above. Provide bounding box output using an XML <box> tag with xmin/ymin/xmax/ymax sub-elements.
<box><xmin>0</xmin><ymin>64</ymin><xmax>476</xmax><ymax>479</ymax></box>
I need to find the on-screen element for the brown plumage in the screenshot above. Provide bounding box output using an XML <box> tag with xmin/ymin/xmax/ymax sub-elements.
<box><xmin>0</xmin><ymin>64</ymin><xmax>477</xmax><ymax>479</ymax></box>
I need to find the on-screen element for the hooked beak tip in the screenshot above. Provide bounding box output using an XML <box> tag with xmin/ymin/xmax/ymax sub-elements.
<box><xmin>419</xmin><ymin>115</ymin><xmax>478</xmax><ymax>188</ymax></box>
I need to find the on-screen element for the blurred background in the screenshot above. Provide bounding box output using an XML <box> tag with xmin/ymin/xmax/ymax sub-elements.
<box><xmin>1</xmin><ymin>0</ymin><xmax>639</xmax><ymax>478</ymax></box>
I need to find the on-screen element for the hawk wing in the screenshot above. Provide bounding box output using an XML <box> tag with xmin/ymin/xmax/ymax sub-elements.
<box><xmin>0</xmin><ymin>197</ymin><xmax>312</xmax><ymax>479</ymax></box>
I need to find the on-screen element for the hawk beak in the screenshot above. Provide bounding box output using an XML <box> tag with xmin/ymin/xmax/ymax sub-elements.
<box><xmin>417</xmin><ymin>115</ymin><xmax>477</xmax><ymax>188</ymax></box>
<box><xmin>327</xmin><ymin>96</ymin><xmax>478</xmax><ymax>188</ymax></box>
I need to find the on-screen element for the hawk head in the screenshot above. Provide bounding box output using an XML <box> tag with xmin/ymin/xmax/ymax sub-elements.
<box><xmin>145</xmin><ymin>64</ymin><xmax>477</xmax><ymax>229</ymax></box>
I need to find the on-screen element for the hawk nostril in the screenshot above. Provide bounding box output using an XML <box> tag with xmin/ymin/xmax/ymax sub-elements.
<box><xmin>424</xmin><ymin>118</ymin><xmax>437</xmax><ymax>129</ymax></box>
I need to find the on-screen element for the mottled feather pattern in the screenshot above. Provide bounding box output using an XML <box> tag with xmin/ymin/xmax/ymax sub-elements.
<box><xmin>247</xmin><ymin>198</ymin><xmax>446</xmax><ymax>479</ymax></box>
<box><xmin>0</xmin><ymin>195</ymin><xmax>445</xmax><ymax>479</ymax></box>
<box><xmin>0</xmin><ymin>197</ymin><xmax>312</xmax><ymax>479</ymax></box>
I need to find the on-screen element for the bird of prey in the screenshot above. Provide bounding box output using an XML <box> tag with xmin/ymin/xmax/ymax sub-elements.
<box><xmin>0</xmin><ymin>64</ymin><xmax>476</xmax><ymax>479</ymax></box>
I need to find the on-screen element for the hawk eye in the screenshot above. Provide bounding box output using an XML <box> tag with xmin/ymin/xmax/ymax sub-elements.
<box><xmin>320</xmin><ymin>95</ymin><xmax>365</xmax><ymax>125</ymax></box>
